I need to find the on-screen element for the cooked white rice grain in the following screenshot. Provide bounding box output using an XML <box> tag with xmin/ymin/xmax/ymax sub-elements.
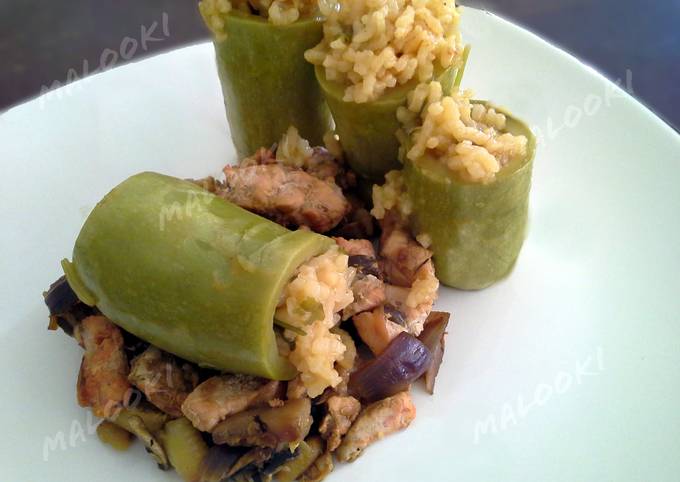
<box><xmin>401</xmin><ymin>82</ymin><xmax>528</xmax><ymax>183</ymax></box>
<box><xmin>305</xmin><ymin>0</ymin><xmax>464</xmax><ymax>103</ymax></box>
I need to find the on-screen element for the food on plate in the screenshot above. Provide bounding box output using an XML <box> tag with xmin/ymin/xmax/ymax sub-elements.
<box><xmin>43</xmin><ymin>0</ymin><xmax>540</xmax><ymax>477</ymax></box>
<box><xmin>46</xmin><ymin>128</ymin><xmax>455</xmax><ymax>481</ymax></box>
<box><xmin>62</xmin><ymin>171</ymin><xmax>338</xmax><ymax>380</ymax></box>
<box><xmin>199</xmin><ymin>0</ymin><xmax>331</xmax><ymax>157</ymax></box>
<box><xmin>373</xmin><ymin>83</ymin><xmax>536</xmax><ymax>289</ymax></box>
<box><xmin>305</xmin><ymin>0</ymin><xmax>467</xmax><ymax>180</ymax></box>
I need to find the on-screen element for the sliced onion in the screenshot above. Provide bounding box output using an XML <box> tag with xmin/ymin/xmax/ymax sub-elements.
<box><xmin>349</xmin><ymin>332</ymin><xmax>432</xmax><ymax>402</ymax></box>
<box><xmin>418</xmin><ymin>311</ymin><xmax>450</xmax><ymax>394</ymax></box>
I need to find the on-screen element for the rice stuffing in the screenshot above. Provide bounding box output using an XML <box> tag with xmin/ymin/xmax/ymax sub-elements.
<box><xmin>276</xmin><ymin>245</ymin><xmax>356</xmax><ymax>397</ymax></box>
<box><xmin>199</xmin><ymin>0</ymin><xmax>318</xmax><ymax>39</ymax></box>
<box><xmin>398</xmin><ymin>81</ymin><xmax>529</xmax><ymax>183</ymax></box>
<box><xmin>371</xmin><ymin>170</ymin><xmax>413</xmax><ymax>221</ymax></box>
<box><xmin>305</xmin><ymin>0</ymin><xmax>465</xmax><ymax>103</ymax></box>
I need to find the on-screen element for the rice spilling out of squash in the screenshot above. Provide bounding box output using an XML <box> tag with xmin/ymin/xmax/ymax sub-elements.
<box><xmin>275</xmin><ymin>125</ymin><xmax>315</xmax><ymax>168</ymax></box>
<box><xmin>305</xmin><ymin>0</ymin><xmax>465</xmax><ymax>103</ymax></box>
<box><xmin>371</xmin><ymin>170</ymin><xmax>412</xmax><ymax>221</ymax></box>
<box><xmin>397</xmin><ymin>81</ymin><xmax>529</xmax><ymax>183</ymax></box>
<box><xmin>276</xmin><ymin>245</ymin><xmax>356</xmax><ymax>397</ymax></box>
<box><xmin>199</xmin><ymin>0</ymin><xmax>319</xmax><ymax>38</ymax></box>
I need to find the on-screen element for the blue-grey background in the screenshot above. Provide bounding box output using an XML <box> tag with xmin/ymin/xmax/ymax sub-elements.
<box><xmin>1</xmin><ymin>0</ymin><xmax>678</xmax><ymax>130</ymax></box>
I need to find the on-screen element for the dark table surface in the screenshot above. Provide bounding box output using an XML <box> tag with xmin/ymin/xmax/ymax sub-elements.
<box><xmin>1</xmin><ymin>0</ymin><xmax>678</xmax><ymax>131</ymax></box>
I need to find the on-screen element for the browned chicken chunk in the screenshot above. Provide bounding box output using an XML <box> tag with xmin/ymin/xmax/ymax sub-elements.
<box><xmin>241</xmin><ymin>142</ymin><xmax>340</xmax><ymax>178</ymax></box>
<box><xmin>75</xmin><ymin>315</ymin><xmax>131</xmax><ymax>418</ymax></box>
<box><xmin>319</xmin><ymin>395</ymin><xmax>362</xmax><ymax>452</ymax></box>
<box><xmin>128</xmin><ymin>346</ymin><xmax>199</xmax><ymax>417</ymax></box>
<box><xmin>353</xmin><ymin>306</ymin><xmax>406</xmax><ymax>355</ymax></box>
<box><xmin>336</xmin><ymin>391</ymin><xmax>416</xmax><ymax>462</ymax></box>
<box><xmin>335</xmin><ymin>238</ymin><xmax>386</xmax><ymax>319</ymax></box>
<box><xmin>219</xmin><ymin>164</ymin><xmax>350</xmax><ymax>233</ymax></box>
<box><xmin>379</xmin><ymin>219</ymin><xmax>432</xmax><ymax>287</ymax></box>
<box><xmin>181</xmin><ymin>374</ymin><xmax>281</xmax><ymax>431</ymax></box>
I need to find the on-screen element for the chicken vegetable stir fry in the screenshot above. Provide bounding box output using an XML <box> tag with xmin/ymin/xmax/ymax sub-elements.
<box><xmin>45</xmin><ymin>127</ymin><xmax>452</xmax><ymax>482</ymax></box>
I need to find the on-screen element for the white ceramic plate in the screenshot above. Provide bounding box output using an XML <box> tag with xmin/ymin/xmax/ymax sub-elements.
<box><xmin>1</xmin><ymin>8</ymin><xmax>679</xmax><ymax>482</ymax></box>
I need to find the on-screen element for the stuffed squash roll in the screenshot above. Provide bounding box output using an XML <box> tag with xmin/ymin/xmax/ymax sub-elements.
<box><xmin>199</xmin><ymin>0</ymin><xmax>331</xmax><ymax>158</ymax></box>
<box><xmin>305</xmin><ymin>0</ymin><xmax>467</xmax><ymax>181</ymax></box>
<box><xmin>62</xmin><ymin>172</ymin><xmax>356</xmax><ymax>395</ymax></box>
<box><xmin>373</xmin><ymin>82</ymin><xmax>536</xmax><ymax>290</ymax></box>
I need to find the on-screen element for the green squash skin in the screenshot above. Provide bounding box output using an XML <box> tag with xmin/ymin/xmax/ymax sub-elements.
<box><xmin>214</xmin><ymin>14</ymin><xmax>331</xmax><ymax>158</ymax></box>
<box><xmin>64</xmin><ymin>172</ymin><xmax>333</xmax><ymax>379</ymax></box>
<box><xmin>315</xmin><ymin>65</ymin><xmax>457</xmax><ymax>182</ymax></box>
<box><xmin>403</xmin><ymin>106</ymin><xmax>536</xmax><ymax>290</ymax></box>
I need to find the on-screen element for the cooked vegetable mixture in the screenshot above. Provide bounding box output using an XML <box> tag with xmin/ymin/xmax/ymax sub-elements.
<box><xmin>44</xmin><ymin>0</ymin><xmax>537</xmax><ymax>479</ymax></box>
<box><xmin>46</xmin><ymin>128</ymin><xmax>452</xmax><ymax>482</ymax></box>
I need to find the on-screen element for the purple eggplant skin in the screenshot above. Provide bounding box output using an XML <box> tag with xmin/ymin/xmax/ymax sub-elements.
<box><xmin>43</xmin><ymin>275</ymin><xmax>96</xmax><ymax>336</ymax></box>
<box><xmin>418</xmin><ymin>312</ymin><xmax>450</xmax><ymax>395</ymax></box>
<box><xmin>349</xmin><ymin>332</ymin><xmax>433</xmax><ymax>403</ymax></box>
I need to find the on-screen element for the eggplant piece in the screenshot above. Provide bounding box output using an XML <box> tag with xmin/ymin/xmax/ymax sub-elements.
<box><xmin>261</xmin><ymin>448</ymin><xmax>300</xmax><ymax>477</ymax></box>
<box><xmin>158</xmin><ymin>417</ymin><xmax>209</xmax><ymax>482</ymax></box>
<box><xmin>418</xmin><ymin>311</ymin><xmax>450</xmax><ymax>394</ymax></box>
<box><xmin>110</xmin><ymin>403</ymin><xmax>170</xmax><ymax>434</ymax></box>
<box><xmin>212</xmin><ymin>397</ymin><xmax>312</xmax><ymax>450</ymax></box>
<box><xmin>300</xmin><ymin>451</ymin><xmax>333</xmax><ymax>482</ymax></box>
<box><xmin>62</xmin><ymin>172</ymin><xmax>333</xmax><ymax>380</ymax></box>
<box><xmin>275</xmin><ymin>437</ymin><xmax>323</xmax><ymax>482</ymax></box>
<box><xmin>349</xmin><ymin>332</ymin><xmax>432</xmax><ymax>403</ymax></box>
<box><xmin>127</xmin><ymin>415</ymin><xmax>170</xmax><ymax>470</ymax></box>
<box><xmin>200</xmin><ymin>445</ymin><xmax>248</xmax><ymax>482</ymax></box>
<box><xmin>96</xmin><ymin>420</ymin><xmax>134</xmax><ymax>451</ymax></box>
<box><xmin>403</xmin><ymin>103</ymin><xmax>536</xmax><ymax>289</ymax></box>
<box><xmin>43</xmin><ymin>275</ymin><xmax>95</xmax><ymax>335</ymax></box>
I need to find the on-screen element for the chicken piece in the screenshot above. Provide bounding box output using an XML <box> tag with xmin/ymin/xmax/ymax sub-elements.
<box><xmin>319</xmin><ymin>395</ymin><xmax>362</xmax><ymax>452</ymax></box>
<box><xmin>128</xmin><ymin>346</ymin><xmax>199</xmax><ymax>417</ymax></box>
<box><xmin>304</xmin><ymin>147</ymin><xmax>346</xmax><ymax>185</ymax></box>
<box><xmin>334</xmin><ymin>237</ymin><xmax>374</xmax><ymax>258</ymax></box>
<box><xmin>335</xmin><ymin>238</ymin><xmax>386</xmax><ymax>319</ymax></box>
<box><xmin>286</xmin><ymin>375</ymin><xmax>308</xmax><ymax>400</ymax></box>
<box><xmin>353</xmin><ymin>306</ymin><xmax>406</xmax><ymax>355</ymax></box>
<box><xmin>181</xmin><ymin>374</ymin><xmax>281</xmax><ymax>431</ymax></box>
<box><xmin>343</xmin><ymin>275</ymin><xmax>385</xmax><ymax>319</ymax></box>
<box><xmin>300</xmin><ymin>451</ymin><xmax>334</xmax><ymax>482</ymax></box>
<box><xmin>379</xmin><ymin>220</ymin><xmax>432</xmax><ymax>287</ymax></box>
<box><xmin>384</xmin><ymin>260</ymin><xmax>439</xmax><ymax>336</ymax></box>
<box><xmin>241</xmin><ymin>140</ymin><xmax>351</xmax><ymax>188</ymax></box>
<box><xmin>75</xmin><ymin>315</ymin><xmax>131</xmax><ymax>418</ymax></box>
<box><xmin>220</xmin><ymin>164</ymin><xmax>350</xmax><ymax>233</ymax></box>
<box><xmin>336</xmin><ymin>391</ymin><xmax>416</xmax><ymax>462</ymax></box>
<box><xmin>240</xmin><ymin>144</ymin><xmax>277</xmax><ymax>167</ymax></box>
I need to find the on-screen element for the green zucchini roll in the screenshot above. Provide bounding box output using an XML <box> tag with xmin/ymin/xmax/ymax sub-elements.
<box><xmin>199</xmin><ymin>0</ymin><xmax>331</xmax><ymax>158</ymax></box>
<box><xmin>62</xmin><ymin>172</ymin><xmax>355</xmax><ymax>389</ymax></box>
<box><xmin>373</xmin><ymin>82</ymin><xmax>536</xmax><ymax>290</ymax></box>
<box><xmin>305</xmin><ymin>0</ymin><xmax>466</xmax><ymax>181</ymax></box>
